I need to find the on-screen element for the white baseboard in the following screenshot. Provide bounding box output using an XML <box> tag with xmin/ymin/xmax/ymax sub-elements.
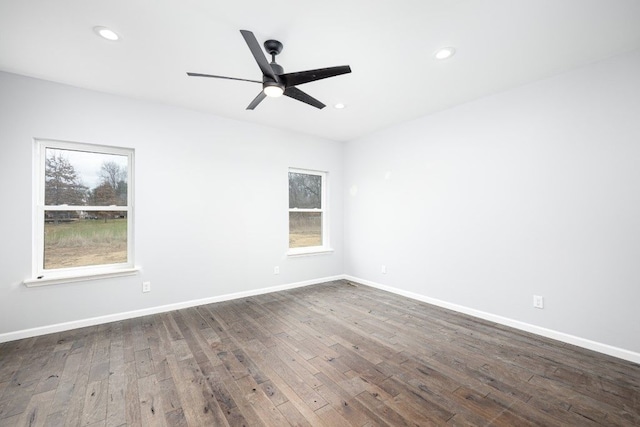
<box><xmin>343</xmin><ymin>275</ymin><xmax>640</xmax><ymax>365</ymax></box>
<box><xmin>0</xmin><ymin>275</ymin><xmax>343</xmax><ymax>344</ymax></box>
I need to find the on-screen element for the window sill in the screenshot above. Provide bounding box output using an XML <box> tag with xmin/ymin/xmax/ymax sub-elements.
<box><xmin>23</xmin><ymin>267</ymin><xmax>141</xmax><ymax>287</ymax></box>
<box><xmin>287</xmin><ymin>247</ymin><xmax>334</xmax><ymax>257</ymax></box>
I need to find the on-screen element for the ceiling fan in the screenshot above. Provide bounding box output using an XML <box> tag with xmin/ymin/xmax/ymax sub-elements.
<box><xmin>187</xmin><ymin>30</ymin><xmax>351</xmax><ymax>110</ymax></box>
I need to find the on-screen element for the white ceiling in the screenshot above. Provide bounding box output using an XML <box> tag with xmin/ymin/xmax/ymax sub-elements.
<box><xmin>1</xmin><ymin>1</ymin><xmax>640</xmax><ymax>142</ymax></box>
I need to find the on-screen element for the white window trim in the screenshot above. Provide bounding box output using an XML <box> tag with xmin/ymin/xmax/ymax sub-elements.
<box><xmin>26</xmin><ymin>138</ymin><xmax>136</xmax><ymax>285</ymax></box>
<box><xmin>287</xmin><ymin>168</ymin><xmax>332</xmax><ymax>256</ymax></box>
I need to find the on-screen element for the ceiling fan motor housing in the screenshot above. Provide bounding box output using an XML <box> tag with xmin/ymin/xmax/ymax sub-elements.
<box><xmin>269</xmin><ymin>62</ymin><xmax>284</xmax><ymax>75</ymax></box>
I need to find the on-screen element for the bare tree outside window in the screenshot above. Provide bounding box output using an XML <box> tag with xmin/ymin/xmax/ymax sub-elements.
<box><xmin>45</xmin><ymin>152</ymin><xmax>88</xmax><ymax>207</ymax></box>
<box><xmin>99</xmin><ymin>160</ymin><xmax>128</xmax><ymax>205</ymax></box>
<box><xmin>289</xmin><ymin>172</ymin><xmax>321</xmax><ymax>209</ymax></box>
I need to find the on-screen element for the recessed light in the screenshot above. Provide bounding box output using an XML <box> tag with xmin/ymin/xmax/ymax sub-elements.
<box><xmin>434</xmin><ymin>47</ymin><xmax>455</xmax><ymax>60</ymax></box>
<box><xmin>334</xmin><ymin>103</ymin><xmax>346</xmax><ymax>109</ymax></box>
<box><xmin>93</xmin><ymin>26</ymin><xmax>119</xmax><ymax>41</ymax></box>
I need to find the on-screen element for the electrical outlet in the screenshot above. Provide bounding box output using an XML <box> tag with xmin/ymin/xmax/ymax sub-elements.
<box><xmin>142</xmin><ymin>281</ymin><xmax>151</xmax><ymax>293</ymax></box>
<box><xmin>274</xmin><ymin>266</ymin><xmax>280</xmax><ymax>275</ymax></box>
<box><xmin>381</xmin><ymin>265</ymin><xmax>387</xmax><ymax>274</ymax></box>
<box><xmin>533</xmin><ymin>295</ymin><xmax>544</xmax><ymax>309</ymax></box>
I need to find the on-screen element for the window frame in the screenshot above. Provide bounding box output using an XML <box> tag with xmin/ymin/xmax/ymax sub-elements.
<box><xmin>26</xmin><ymin>139</ymin><xmax>136</xmax><ymax>286</ymax></box>
<box><xmin>287</xmin><ymin>167</ymin><xmax>332</xmax><ymax>256</ymax></box>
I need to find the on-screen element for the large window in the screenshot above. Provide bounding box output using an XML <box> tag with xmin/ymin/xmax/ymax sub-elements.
<box><xmin>30</xmin><ymin>139</ymin><xmax>135</xmax><ymax>283</ymax></box>
<box><xmin>288</xmin><ymin>168</ymin><xmax>330</xmax><ymax>254</ymax></box>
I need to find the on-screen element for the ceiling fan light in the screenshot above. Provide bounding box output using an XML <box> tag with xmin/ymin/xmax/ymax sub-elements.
<box><xmin>263</xmin><ymin>85</ymin><xmax>284</xmax><ymax>97</ymax></box>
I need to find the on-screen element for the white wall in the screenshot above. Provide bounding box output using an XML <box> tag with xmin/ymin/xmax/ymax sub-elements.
<box><xmin>0</xmin><ymin>71</ymin><xmax>343</xmax><ymax>337</ymax></box>
<box><xmin>344</xmin><ymin>50</ymin><xmax>640</xmax><ymax>355</ymax></box>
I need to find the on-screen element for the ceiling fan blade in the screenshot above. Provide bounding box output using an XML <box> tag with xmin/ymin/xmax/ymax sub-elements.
<box><xmin>240</xmin><ymin>30</ymin><xmax>278</xmax><ymax>81</ymax></box>
<box><xmin>186</xmin><ymin>72</ymin><xmax>261</xmax><ymax>84</ymax></box>
<box><xmin>281</xmin><ymin>65</ymin><xmax>351</xmax><ymax>87</ymax></box>
<box><xmin>246</xmin><ymin>91</ymin><xmax>267</xmax><ymax>110</ymax></box>
<box><xmin>283</xmin><ymin>87</ymin><xmax>325</xmax><ymax>109</ymax></box>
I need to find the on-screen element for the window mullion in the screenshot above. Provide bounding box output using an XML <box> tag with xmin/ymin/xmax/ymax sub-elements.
<box><xmin>44</xmin><ymin>205</ymin><xmax>128</xmax><ymax>211</ymax></box>
<box><xmin>289</xmin><ymin>208</ymin><xmax>323</xmax><ymax>212</ymax></box>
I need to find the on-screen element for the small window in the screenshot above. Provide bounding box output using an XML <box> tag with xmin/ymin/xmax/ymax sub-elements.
<box><xmin>32</xmin><ymin>139</ymin><xmax>134</xmax><ymax>282</ymax></box>
<box><xmin>288</xmin><ymin>168</ymin><xmax>330</xmax><ymax>255</ymax></box>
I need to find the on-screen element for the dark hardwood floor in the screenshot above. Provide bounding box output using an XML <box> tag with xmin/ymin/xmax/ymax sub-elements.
<box><xmin>1</xmin><ymin>280</ymin><xmax>639</xmax><ymax>426</ymax></box>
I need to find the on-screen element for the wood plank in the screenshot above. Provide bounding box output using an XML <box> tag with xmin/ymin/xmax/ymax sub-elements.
<box><xmin>106</xmin><ymin>327</ymin><xmax>126</xmax><ymax>427</ymax></box>
<box><xmin>137</xmin><ymin>374</ymin><xmax>167</xmax><ymax>427</ymax></box>
<box><xmin>80</xmin><ymin>379</ymin><xmax>108</xmax><ymax>426</ymax></box>
<box><xmin>313</xmin><ymin>380</ymin><xmax>377</xmax><ymax>427</ymax></box>
<box><xmin>234</xmin><ymin>374</ymin><xmax>292</xmax><ymax>426</ymax></box>
<box><xmin>105</xmin><ymin>370</ymin><xmax>126</xmax><ymax>427</ymax></box>
<box><xmin>240</xmin><ymin>340</ymin><xmax>326</xmax><ymax>425</ymax></box>
<box><xmin>244</xmin><ymin>339</ymin><xmax>328</xmax><ymax>412</ymax></box>
<box><xmin>165</xmin><ymin>355</ymin><xmax>229</xmax><ymax>426</ymax></box>
<box><xmin>134</xmin><ymin>348</ymin><xmax>154</xmax><ymax>379</ymax></box>
<box><xmin>12</xmin><ymin>388</ymin><xmax>56</xmax><ymax>427</ymax></box>
<box><xmin>276</xmin><ymin>400</ymin><xmax>310</xmax><ymax>427</ymax></box>
<box><xmin>208</xmin><ymin>363</ymin><xmax>264</xmax><ymax>426</ymax></box>
<box><xmin>61</xmin><ymin>336</ymin><xmax>94</xmax><ymax>425</ymax></box>
<box><xmin>123</xmin><ymin>361</ymin><xmax>142</xmax><ymax>426</ymax></box>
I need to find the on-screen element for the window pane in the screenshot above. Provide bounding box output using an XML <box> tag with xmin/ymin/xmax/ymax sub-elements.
<box><xmin>44</xmin><ymin>210</ymin><xmax>127</xmax><ymax>269</ymax></box>
<box><xmin>289</xmin><ymin>212</ymin><xmax>322</xmax><ymax>248</ymax></box>
<box><xmin>45</xmin><ymin>148</ymin><xmax>128</xmax><ymax>206</ymax></box>
<box><xmin>289</xmin><ymin>172</ymin><xmax>321</xmax><ymax>209</ymax></box>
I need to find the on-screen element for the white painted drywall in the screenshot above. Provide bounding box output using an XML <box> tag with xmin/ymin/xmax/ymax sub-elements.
<box><xmin>0</xmin><ymin>72</ymin><xmax>343</xmax><ymax>335</ymax></box>
<box><xmin>344</xmin><ymin>49</ymin><xmax>640</xmax><ymax>353</ymax></box>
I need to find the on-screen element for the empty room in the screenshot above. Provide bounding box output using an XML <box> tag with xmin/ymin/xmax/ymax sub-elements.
<box><xmin>1</xmin><ymin>1</ymin><xmax>639</xmax><ymax>425</ymax></box>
